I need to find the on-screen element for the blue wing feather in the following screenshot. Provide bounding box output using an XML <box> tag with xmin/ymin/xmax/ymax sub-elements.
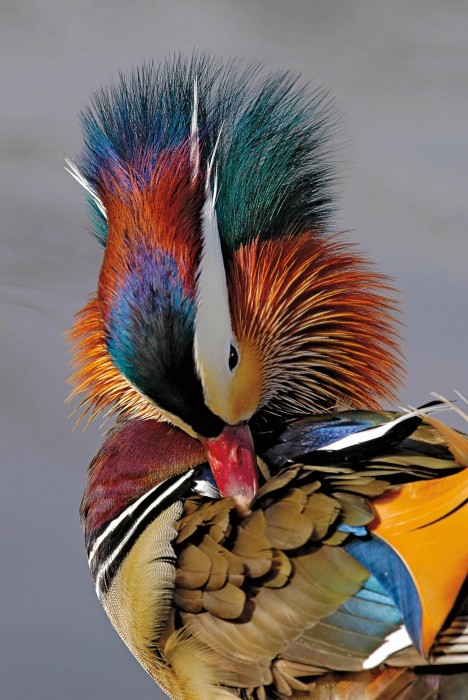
<box><xmin>345</xmin><ymin>535</ymin><xmax>422</xmax><ymax>652</ymax></box>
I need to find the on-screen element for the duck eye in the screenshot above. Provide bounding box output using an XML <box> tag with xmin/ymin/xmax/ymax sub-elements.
<box><xmin>228</xmin><ymin>344</ymin><xmax>239</xmax><ymax>371</ymax></box>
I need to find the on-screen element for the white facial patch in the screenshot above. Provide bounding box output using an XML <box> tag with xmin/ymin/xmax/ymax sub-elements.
<box><xmin>192</xmin><ymin>93</ymin><xmax>236</xmax><ymax>418</ymax></box>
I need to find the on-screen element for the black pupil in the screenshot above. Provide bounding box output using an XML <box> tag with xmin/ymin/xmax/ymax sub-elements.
<box><xmin>229</xmin><ymin>344</ymin><xmax>239</xmax><ymax>371</ymax></box>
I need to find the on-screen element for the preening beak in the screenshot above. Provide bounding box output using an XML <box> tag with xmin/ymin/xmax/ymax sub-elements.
<box><xmin>199</xmin><ymin>423</ymin><xmax>258</xmax><ymax>502</ymax></box>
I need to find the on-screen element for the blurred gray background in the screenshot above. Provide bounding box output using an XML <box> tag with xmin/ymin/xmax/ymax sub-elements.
<box><xmin>1</xmin><ymin>1</ymin><xmax>467</xmax><ymax>698</ymax></box>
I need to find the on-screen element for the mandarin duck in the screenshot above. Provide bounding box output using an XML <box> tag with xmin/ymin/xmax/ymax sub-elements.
<box><xmin>67</xmin><ymin>56</ymin><xmax>468</xmax><ymax>699</ymax></box>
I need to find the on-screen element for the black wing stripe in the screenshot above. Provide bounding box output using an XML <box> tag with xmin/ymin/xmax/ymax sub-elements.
<box><xmin>90</xmin><ymin>470</ymin><xmax>195</xmax><ymax>594</ymax></box>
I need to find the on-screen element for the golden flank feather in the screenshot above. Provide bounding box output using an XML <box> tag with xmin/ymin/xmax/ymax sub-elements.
<box><xmin>370</xmin><ymin>416</ymin><xmax>468</xmax><ymax>655</ymax></box>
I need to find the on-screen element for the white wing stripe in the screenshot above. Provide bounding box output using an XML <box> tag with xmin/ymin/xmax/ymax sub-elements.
<box><xmin>317</xmin><ymin>404</ymin><xmax>447</xmax><ymax>453</ymax></box>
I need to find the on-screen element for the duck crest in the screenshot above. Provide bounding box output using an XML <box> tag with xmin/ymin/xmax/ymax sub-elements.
<box><xmin>68</xmin><ymin>55</ymin><xmax>402</xmax><ymax>430</ymax></box>
<box><xmin>75</xmin><ymin>55</ymin><xmax>336</xmax><ymax>251</ymax></box>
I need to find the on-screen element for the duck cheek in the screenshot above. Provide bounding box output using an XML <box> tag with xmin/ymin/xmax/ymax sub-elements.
<box><xmin>228</xmin><ymin>341</ymin><xmax>264</xmax><ymax>424</ymax></box>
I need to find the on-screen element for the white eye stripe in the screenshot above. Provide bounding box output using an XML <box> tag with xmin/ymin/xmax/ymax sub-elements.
<box><xmin>190</xmin><ymin>80</ymin><xmax>239</xmax><ymax>417</ymax></box>
<box><xmin>193</xmin><ymin>133</ymin><xmax>237</xmax><ymax>416</ymax></box>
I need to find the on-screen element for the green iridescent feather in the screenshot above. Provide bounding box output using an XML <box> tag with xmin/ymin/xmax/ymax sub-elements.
<box><xmin>78</xmin><ymin>53</ymin><xmax>338</xmax><ymax>250</ymax></box>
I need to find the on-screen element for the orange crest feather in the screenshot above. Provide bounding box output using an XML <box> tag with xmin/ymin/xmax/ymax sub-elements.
<box><xmin>229</xmin><ymin>232</ymin><xmax>403</xmax><ymax>417</ymax></box>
